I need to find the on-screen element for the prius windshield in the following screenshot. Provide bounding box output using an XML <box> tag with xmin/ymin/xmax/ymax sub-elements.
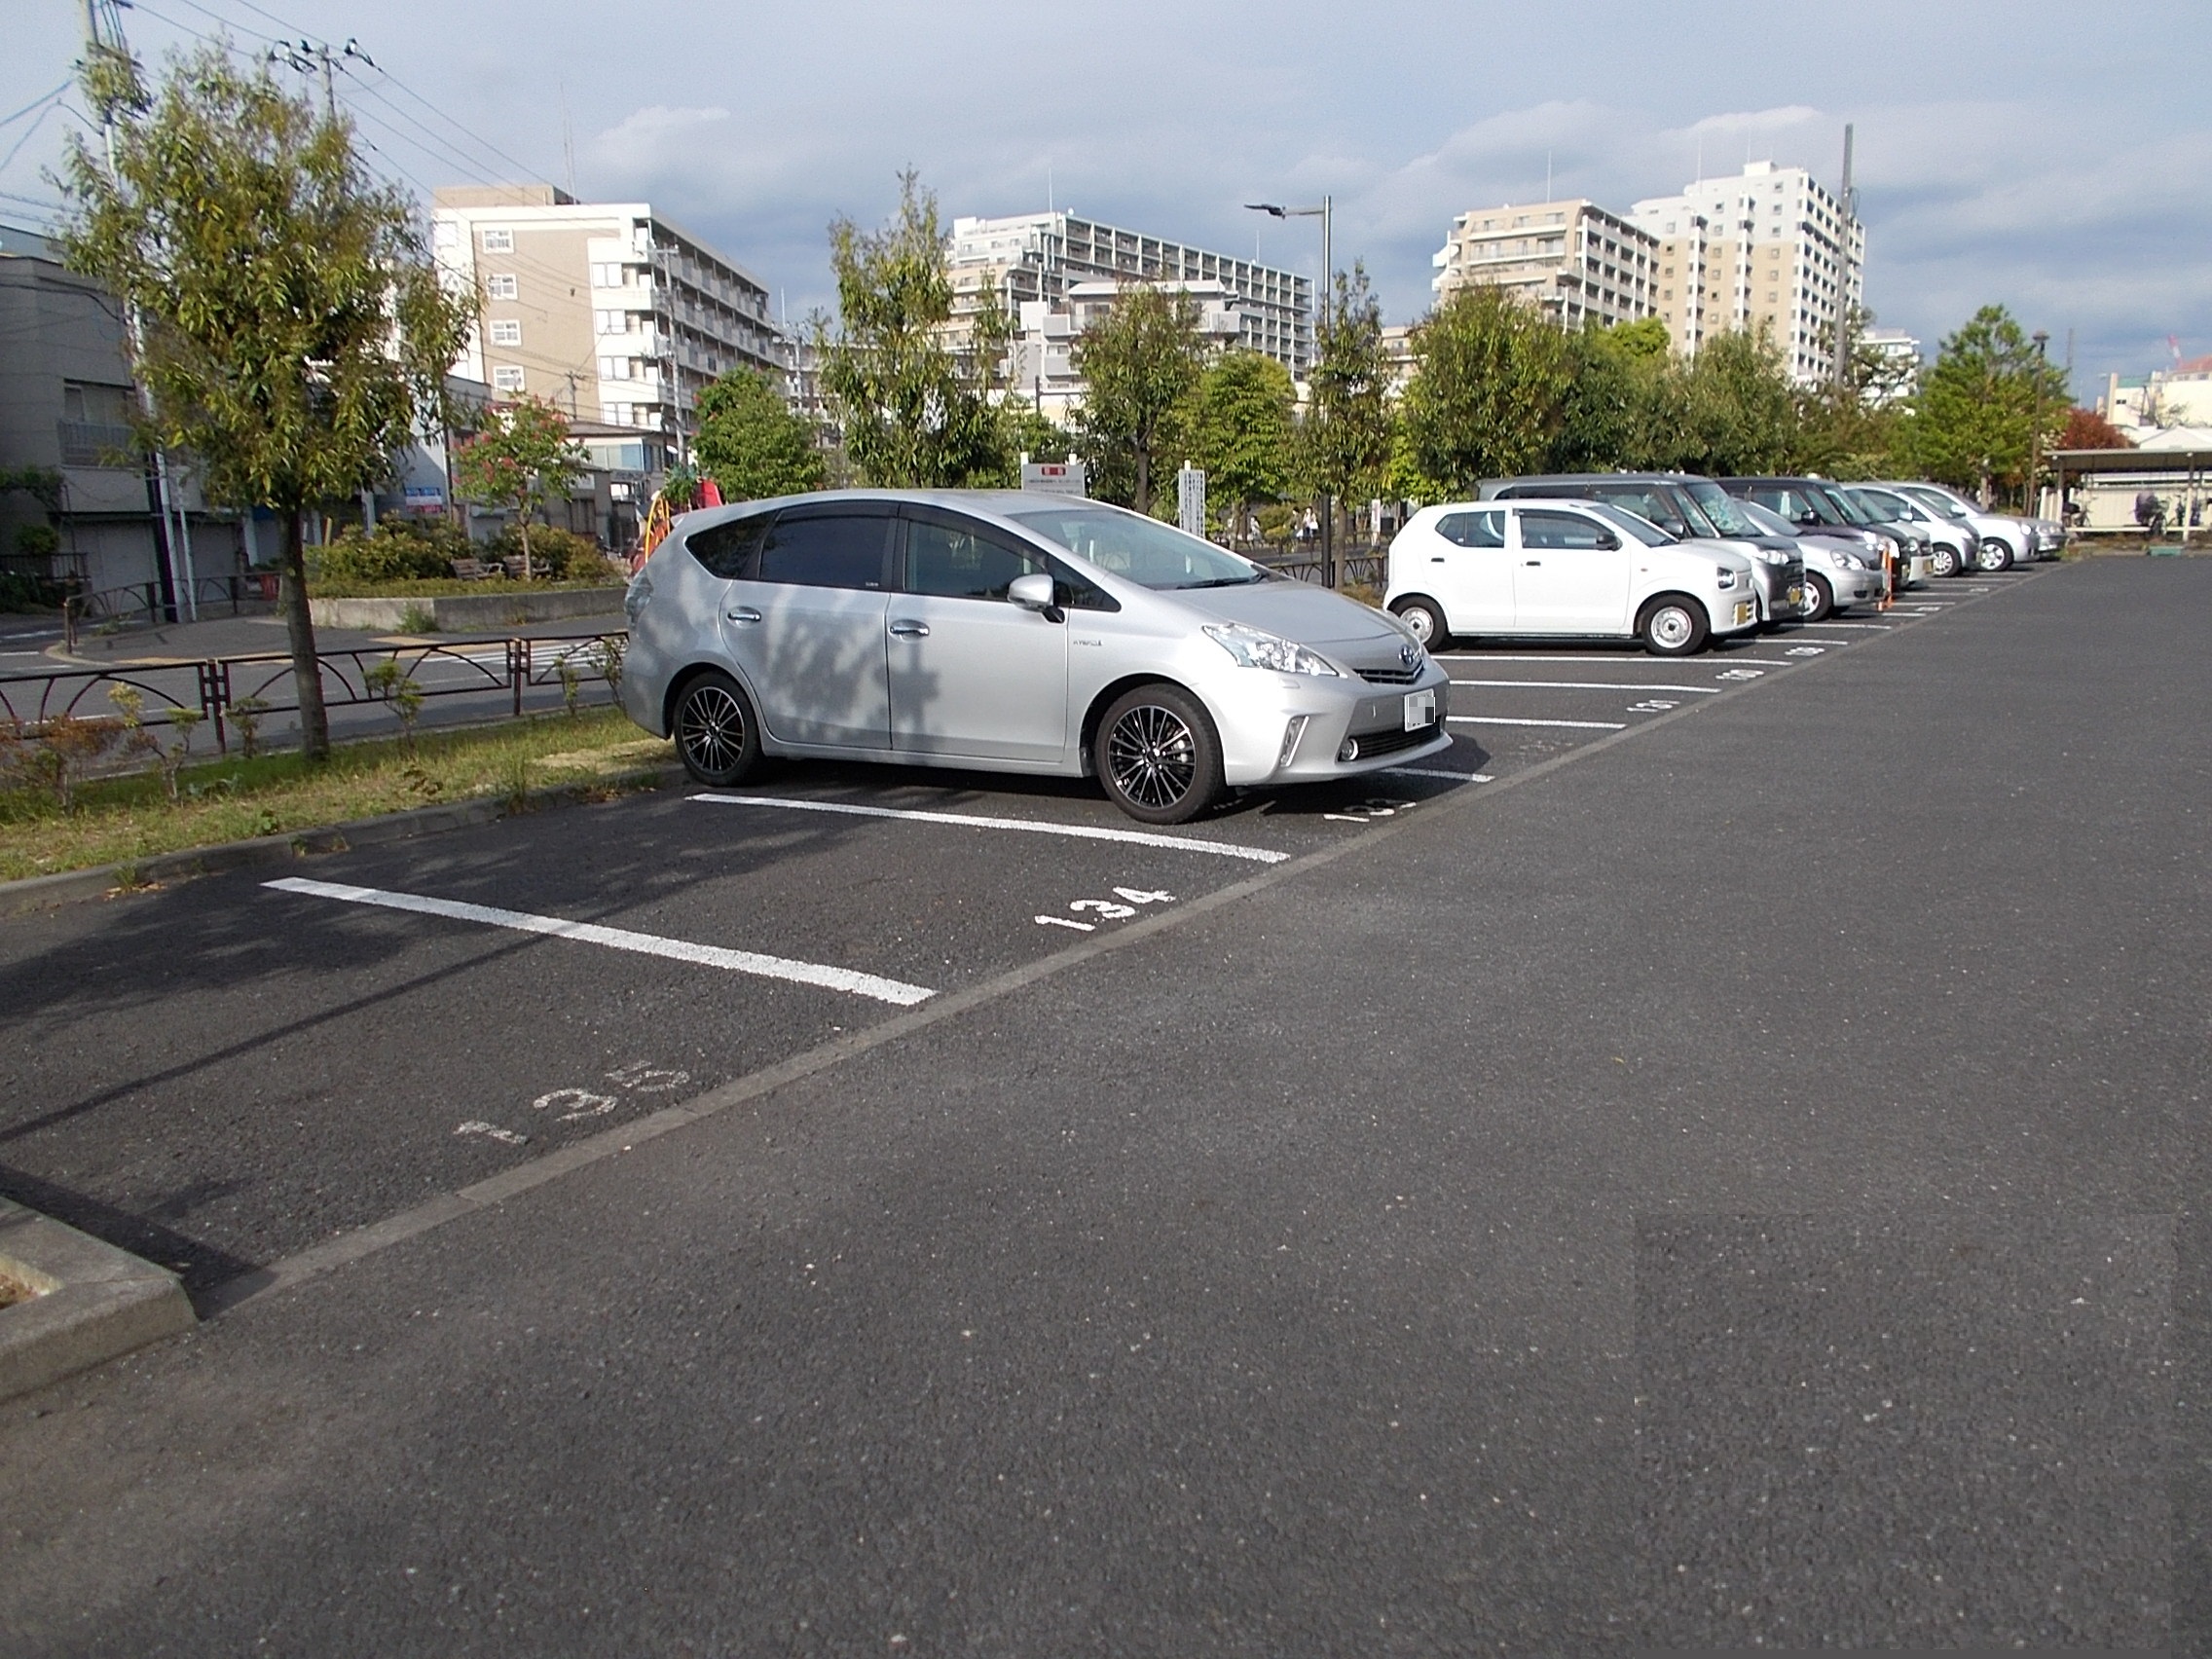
<box><xmin>1005</xmin><ymin>504</ymin><xmax>1269</xmax><ymax>589</ymax></box>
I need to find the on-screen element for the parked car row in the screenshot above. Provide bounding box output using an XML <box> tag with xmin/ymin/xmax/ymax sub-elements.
<box><xmin>618</xmin><ymin>478</ymin><xmax>2061</xmax><ymax>829</ymax></box>
<box><xmin>623</xmin><ymin>490</ymin><xmax>1453</xmax><ymax>826</ymax></box>
<box><xmin>1381</xmin><ymin>471</ymin><xmax>2064</xmax><ymax>652</ymax></box>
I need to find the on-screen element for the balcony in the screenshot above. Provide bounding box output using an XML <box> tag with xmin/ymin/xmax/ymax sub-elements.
<box><xmin>58</xmin><ymin>420</ymin><xmax>141</xmax><ymax>469</ymax></box>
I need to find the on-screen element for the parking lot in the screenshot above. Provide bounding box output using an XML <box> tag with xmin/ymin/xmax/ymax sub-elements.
<box><xmin>15</xmin><ymin>553</ymin><xmax>2212</xmax><ymax>1653</ymax></box>
<box><xmin>0</xmin><ymin>571</ymin><xmax>2041</xmax><ymax>1303</ymax></box>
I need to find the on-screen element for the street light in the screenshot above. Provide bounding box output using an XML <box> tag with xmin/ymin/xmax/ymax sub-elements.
<box><xmin>2029</xmin><ymin>329</ymin><xmax>2050</xmax><ymax>521</ymax></box>
<box><xmin>1245</xmin><ymin>198</ymin><xmax>1336</xmax><ymax>582</ymax></box>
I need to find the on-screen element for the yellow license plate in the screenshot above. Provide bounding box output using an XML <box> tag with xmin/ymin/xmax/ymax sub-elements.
<box><xmin>1734</xmin><ymin>602</ymin><xmax>1755</xmax><ymax>624</ymax></box>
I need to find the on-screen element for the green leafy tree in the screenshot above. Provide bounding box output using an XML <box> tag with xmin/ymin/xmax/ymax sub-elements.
<box><xmin>1553</xmin><ymin>318</ymin><xmax>1671</xmax><ymax>472</ymax></box>
<box><xmin>1397</xmin><ymin>285</ymin><xmax>1572</xmax><ymax>496</ymax></box>
<box><xmin>1000</xmin><ymin>404</ymin><xmax>1075</xmax><ymax>477</ymax></box>
<box><xmin>1659</xmin><ymin>326</ymin><xmax>1803</xmax><ymax>477</ymax></box>
<box><xmin>1186</xmin><ymin>350</ymin><xmax>1296</xmax><ymax>535</ymax></box>
<box><xmin>62</xmin><ymin>45</ymin><xmax>469</xmax><ymax>760</ymax></box>
<box><xmin>451</xmin><ymin>395</ymin><xmax>586</xmax><ymax>577</ymax></box>
<box><xmin>1894</xmin><ymin>306</ymin><xmax>2066</xmax><ymax>504</ymax></box>
<box><xmin>821</xmin><ymin>172</ymin><xmax>1007</xmax><ymax>488</ymax></box>
<box><xmin>1300</xmin><ymin>263</ymin><xmax>1395</xmax><ymax>520</ymax></box>
<box><xmin>693</xmin><ymin>367</ymin><xmax>825</xmax><ymax>501</ymax></box>
<box><xmin>1071</xmin><ymin>284</ymin><xmax>1206</xmax><ymax>514</ymax></box>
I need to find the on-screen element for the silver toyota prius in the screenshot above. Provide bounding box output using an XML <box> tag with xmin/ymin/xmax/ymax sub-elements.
<box><xmin>619</xmin><ymin>490</ymin><xmax>1453</xmax><ymax>824</ymax></box>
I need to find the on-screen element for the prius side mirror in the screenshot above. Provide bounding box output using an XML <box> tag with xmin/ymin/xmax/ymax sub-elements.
<box><xmin>1009</xmin><ymin>571</ymin><xmax>1063</xmax><ymax>621</ymax></box>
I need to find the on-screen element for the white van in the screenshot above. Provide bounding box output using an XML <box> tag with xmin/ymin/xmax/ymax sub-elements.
<box><xmin>1384</xmin><ymin>498</ymin><xmax>1761</xmax><ymax>656</ymax></box>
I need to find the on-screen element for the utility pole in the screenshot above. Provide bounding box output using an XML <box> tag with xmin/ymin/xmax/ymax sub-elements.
<box><xmin>82</xmin><ymin>0</ymin><xmax>196</xmax><ymax>620</ymax></box>
<box><xmin>1833</xmin><ymin>124</ymin><xmax>1856</xmax><ymax>392</ymax></box>
<box><xmin>2029</xmin><ymin>330</ymin><xmax>2050</xmax><ymax>518</ymax></box>
<box><xmin>1245</xmin><ymin>195</ymin><xmax>1336</xmax><ymax>583</ymax></box>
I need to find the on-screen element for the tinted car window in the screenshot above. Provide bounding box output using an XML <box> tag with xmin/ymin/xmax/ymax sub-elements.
<box><xmin>1519</xmin><ymin>510</ymin><xmax>1618</xmax><ymax>550</ymax></box>
<box><xmin>684</xmin><ymin>514</ymin><xmax>772</xmax><ymax>579</ymax></box>
<box><xmin>906</xmin><ymin>518</ymin><xmax>1044</xmax><ymax>601</ymax></box>
<box><xmin>902</xmin><ymin>511</ymin><xmax>1119</xmax><ymax>610</ymax></box>
<box><xmin>756</xmin><ymin>512</ymin><xmax>890</xmax><ymax>589</ymax></box>
<box><xmin>1435</xmin><ymin>509</ymin><xmax>1505</xmax><ymax>548</ymax></box>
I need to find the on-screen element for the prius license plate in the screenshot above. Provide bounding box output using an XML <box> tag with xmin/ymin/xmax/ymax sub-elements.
<box><xmin>1404</xmin><ymin>689</ymin><xmax>1436</xmax><ymax>731</ymax></box>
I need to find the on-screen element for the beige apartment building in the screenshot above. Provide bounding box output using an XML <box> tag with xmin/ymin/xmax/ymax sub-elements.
<box><xmin>430</xmin><ymin>185</ymin><xmax>784</xmax><ymax>447</ymax></box>
<box><xmin>1429</xmin><ymin>200</ymin><xmax>1658</xmax><ymax>329</ymax></box>
<box><xmin>1630</xmin><ymin>160</ymin><xmax>1863</xmax><ymax>385</ymax></box>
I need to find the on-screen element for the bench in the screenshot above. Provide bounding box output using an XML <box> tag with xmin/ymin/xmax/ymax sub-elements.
<box><xmin>447</xmin><ymin>557</ymin><xmax>497</xmax><ymax>581</ymax></box>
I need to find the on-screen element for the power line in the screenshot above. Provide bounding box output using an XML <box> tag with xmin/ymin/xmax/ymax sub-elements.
<box><xmin>0</xmin><ymin>81</ymin><xmax>75</xmax><ymax>132</ymax></box>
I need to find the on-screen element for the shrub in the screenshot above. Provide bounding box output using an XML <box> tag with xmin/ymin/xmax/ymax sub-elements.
<box><xmin>486</xmin><ymin>524</ymin><xmax>608</xmax><ymax>580</ymax></box>
<box><xmin>315</xmin><ymin>522</ymin><xmax>456</xmax><ymax>585</ymax></box>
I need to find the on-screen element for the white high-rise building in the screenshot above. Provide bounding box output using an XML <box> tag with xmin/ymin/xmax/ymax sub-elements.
<box><xmin>431</xmin><ymin>185</ymin><xmax>784</xmax><ymax>444</ymax></box>
<box><xmin>1630</xmin><ymin>160</ymin><xmax>1863</xmax><ymax>385</ymax></box>
<box><xmin>1429</xmin><ymin>199</ymin><xmax>1658</xmax><ymax>329</ymax></box>
<box><xmin>948</xmin><ymin>211</ymin><xmax>1312</xmax><ymax>379</ymax></box>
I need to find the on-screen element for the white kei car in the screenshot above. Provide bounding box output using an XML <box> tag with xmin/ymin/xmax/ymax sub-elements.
<box><xmin>1384</xmin><ymin>498</ymin><xmax>1761</xmax><ymax>656</ymax></box>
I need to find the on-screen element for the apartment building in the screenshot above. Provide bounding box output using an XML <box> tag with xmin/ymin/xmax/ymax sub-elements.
<box><xmin>949</xmin><ymin>211</ymin><xmax>1312</xmax><ymax>380</ymax></box>
<box><xmin>1631</xmin><ymin>160</ymin><xmax>1863</xmax><ymax>385</ymax></box>
<box><xmin>431</xmin><ymin>185</ymin><xmax>784</xmax><ymax>447</ymax></box>
<box><xmin>1005</xmin><ymin>280</ymin><xmax>1252</xmax><ymax>423</ymax></box>
<box><xmin>0</xmin><ymin>223</ymin><xmax>240</xmax><ymax>600</ymax></box>
<box><xmin>1429</xmin><ymin>200</ymin><xmax>1658</xmax><ymax>329</ymax></box>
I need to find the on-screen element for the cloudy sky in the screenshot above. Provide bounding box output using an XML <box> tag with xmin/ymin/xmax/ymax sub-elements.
<box><xmin>3</xmin><ymin>0</ymin><xmax>2206</xmax><ymax>394</ymax></box>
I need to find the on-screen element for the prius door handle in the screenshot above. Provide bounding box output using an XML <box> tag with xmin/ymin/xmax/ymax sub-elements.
<box><xmin>888</xmin><ymin>619</ymin><xmax>930</xmax><ymax>639</ymax></box>
<box><xmin>1429</xmin><ymin>555</ymin><xmax>1446</xmax><ymax>563</ymax></box>
<box><xmin>724</xmin><ymin>607</ymin><xmax>762</xmax><ymax>624</ymax></box>
<box><xmin>1523</xmin><ymin>559</ymin><xmax>1542</xmax><ymax>567</ymax></box>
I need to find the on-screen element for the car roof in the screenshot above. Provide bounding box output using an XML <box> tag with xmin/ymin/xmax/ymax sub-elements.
<box><xmin>670</xmin><ymin>488</ymin><xmax>1123</xmax><ymax>537</ymax></box>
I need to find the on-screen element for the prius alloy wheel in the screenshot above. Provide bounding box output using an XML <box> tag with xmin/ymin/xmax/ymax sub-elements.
<box><xmin>1096</xmin><ymin>685</ymin><xmax>1223</xmax><ymax>825</ymax></box>
<box><xmin>673</xmin><ymin>670</ymin><xmax>760</xmax><ymax>787</ymax></box>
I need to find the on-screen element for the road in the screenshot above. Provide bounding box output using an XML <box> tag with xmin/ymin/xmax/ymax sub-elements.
<box><xmin>2</xmin><ymin>558</ymin><xmax>2202</xmax><ymax>1653</ymax></box>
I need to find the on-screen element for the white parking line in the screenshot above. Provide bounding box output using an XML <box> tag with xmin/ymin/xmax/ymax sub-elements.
<box><xmin>264</xmin><ymin>876</ymin><xmax>935</xmax><ymax>1006</ymax></box>
<box><xmin>692</xmin><ymin>793</ymin><xmax>1290</xmax><ymax>864</ymax></box>
<box><xmin>1805</xmin><ymin>621</ymin><xmax>1895</xmax><ymax>630</ymax></box>
<box><xmin>1382</xmin><ymin>767</ymin><xmax>1494</xmax><ymax>782</ymax></box>
<box><xmin>1448</xmin><ymin>716</ymin><xmax>1627</xmax><ymax>730</ymax></box>
<box><xmin>1449</xmin><ymin>679</ymin><xmax>1720</xmax><ymax>694</ymax></box>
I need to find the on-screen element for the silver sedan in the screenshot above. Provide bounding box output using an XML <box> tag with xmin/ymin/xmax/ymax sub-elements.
<box><xmin>619</xmin><ymin>490</ymin><xmax>1453</xmax><ymax>824</ymax></box>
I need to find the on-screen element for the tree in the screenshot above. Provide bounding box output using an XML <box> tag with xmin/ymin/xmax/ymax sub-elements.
<box><xmin>451</xmin><ymin>395</ymin><xmax>586</xmax><ymax>577</ymax></box>
<box><xmin>1553</xmin><ymin>318</ymin><xmax>1671</xmax><ymax>473</ymax></box>
<box><xmin>693</xmin><ymin>367</ymin><xmax>826</xmax><ymax>501</ymax></box>
<box><xmin>1397</xmin><ymin>285</ymin><xmax>1571</xmax><ymax>496</ymax></box>
<box><xmin>2059</xmin><ymin>406</ymin><xmax>2131</xmax><ymax>450</ymax></box>
<box><xmin>1300</xmin><ymin>263</ymin><xmax>1395</xmax><ymax>519</ymax></box>
<box><xmin>62</xmin><ymin>45</ymin><xmax>468</xmax><ymax>760</ymax></box>
<box><xmin>1894</xmin><ymin>306</ymin><xmax>2067</xmax><ymax>505</ymax></box>
<box><xmin>1660</xmin><ymin>326</ymin><xmax>1803</xmax><ymax>477</ymax></box>
<box><xmin>1186</xmin><ymin>350</ymin><xmax>1295</xmax><ymax>535</ymax></box>
<box><xmin>821</xmin><ymin>171</ymin><xmax>1006</xmax><ymax>488</ymax></box>
<box><xmin>1071</xmin><ymin>284</ymin><xmax>1205</xmax><ymax>515</ymax></box>
<box><xmin>1000</xmin><ymin>404</ymin><xmax>1074</xmax><ymax>474</ymax></box>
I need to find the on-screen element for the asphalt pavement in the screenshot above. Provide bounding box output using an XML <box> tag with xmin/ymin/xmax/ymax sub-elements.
<box><xmin>2</xmin><ymin>558</ymin><xmax>2204</xmax><ymax>1653</ymax></box>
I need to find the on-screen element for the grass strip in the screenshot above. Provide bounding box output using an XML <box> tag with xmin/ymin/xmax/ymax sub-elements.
<box><xmin>0</xmin><ymin>706</ymin><xmax>670</xmax><ymax>883</ymax></box>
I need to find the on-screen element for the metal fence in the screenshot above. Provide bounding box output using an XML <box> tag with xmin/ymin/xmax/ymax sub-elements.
<box><xmin>1248</xmin><ymin>549</ymin><xmax>1386</xmax><ymax>588</ymax></box>
<box><xmin>62</xmin><ymin>572</ymin><xmax>280</xmax><ymax>650</ymax></box>
<box><xmin>0</xmin><ymin>630</ymin><xmax>626</xmax><ymax>754</ymax></box>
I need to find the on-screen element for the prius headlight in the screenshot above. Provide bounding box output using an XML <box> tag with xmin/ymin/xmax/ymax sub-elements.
<box><xmin>1203</xmin><ymin>623</ymin><xmax>1341</xmax><ymax>677</ymax></box>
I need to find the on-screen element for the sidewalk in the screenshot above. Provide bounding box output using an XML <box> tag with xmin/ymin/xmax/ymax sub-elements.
<box><xmin>43</xmin><ymin>609</ymin><xmax>625</xmax><ymax>670</ymax></box>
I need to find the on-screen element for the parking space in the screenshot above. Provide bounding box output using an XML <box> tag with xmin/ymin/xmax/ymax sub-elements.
<box><xmin>0</xmin><ymin>567</ymin><xmax>2046</xmax><ymax>1301</ymax></box>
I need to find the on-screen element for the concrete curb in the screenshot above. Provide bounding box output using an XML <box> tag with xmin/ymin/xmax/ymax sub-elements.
<box><xmin>0</xmin><ymin>764</ymin><xmax>682</xmax><ymax>917</ymax></box>
<box><xmin>0</xmin><ymin>1198</ymin><xmax>197</xmax><ymax>1401</ymax></box>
